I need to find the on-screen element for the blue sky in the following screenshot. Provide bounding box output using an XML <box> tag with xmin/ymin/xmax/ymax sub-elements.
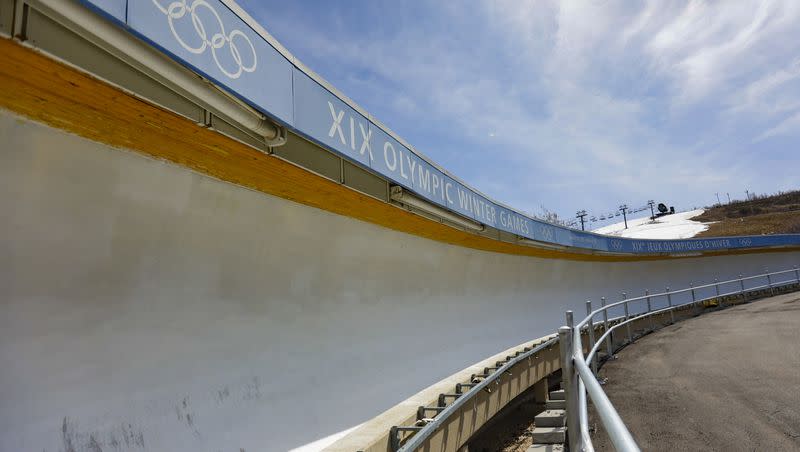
<box><xmin>238</xmin><ymin>0</ymin><xmax>799</xmax><ymax>223</ymax></box>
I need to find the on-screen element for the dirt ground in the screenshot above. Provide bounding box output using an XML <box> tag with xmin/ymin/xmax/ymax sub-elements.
<box><xmin>589</xmin><ymin>292</ymin><xmax>800</xmax><ymax>451</ymax></box>
<box><xmin>694</xmin><ymin>190</ymin><xmax>800</xmax><ymax>237</ymax></box>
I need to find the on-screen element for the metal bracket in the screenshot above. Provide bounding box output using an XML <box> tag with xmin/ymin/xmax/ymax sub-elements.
<box><xmin>265</xmin><ymin>124</ymin><xmax>287</xmax><ymax>149</ymax></box>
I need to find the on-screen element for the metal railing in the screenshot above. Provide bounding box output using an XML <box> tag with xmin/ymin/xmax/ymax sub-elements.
<box><xmin>393</xmin><ymin>336</ymin><xmax>558</xmax><ymax>451</ymax></box>
<box><xmin>561</xmin><ymin>265</ymin><xmax>800</xmax><ymax>452</ymax></box>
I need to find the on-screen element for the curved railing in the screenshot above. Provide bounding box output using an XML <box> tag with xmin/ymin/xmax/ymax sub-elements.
<box><xmin>389</xmin><ymin>265</ymin><xmax>800</xmax><ymax>451</ymax></box>
<box><xmin>393</xmin><ymin>336</ymin><xmax>559</xmax><ymax>451</ymax></box>
<box><xmin>562</xmin><ymin>265</ymin><xmax>800</xmax><ymax>451</ymax></box>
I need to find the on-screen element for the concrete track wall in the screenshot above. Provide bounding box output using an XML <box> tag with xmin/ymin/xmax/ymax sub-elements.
<box><xmin>1</xmin><ymin>110</ymin><xmax>798</xmax><ymax>451</ymax></box>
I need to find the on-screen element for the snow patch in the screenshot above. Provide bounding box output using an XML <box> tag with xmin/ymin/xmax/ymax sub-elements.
<box><xmin>592</xmin><ymin>209</ymin><xmax>709</xmax><ymax>239</ymax></box>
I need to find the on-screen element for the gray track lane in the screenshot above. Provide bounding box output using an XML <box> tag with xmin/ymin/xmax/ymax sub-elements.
<box><xmin>591</xmin><ymin>291</ymin><xmax>800</xmax><ymax>451</ymax></box>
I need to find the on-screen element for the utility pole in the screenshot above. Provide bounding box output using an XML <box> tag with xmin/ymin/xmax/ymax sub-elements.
<box><xmin>727</xmin><ymin>192</ymin><xmax>731</xmax><ymax>204</ymax></box>
<box><xmin>576</xmin><ymin>210</ymin><xmax>588</xmax><ymax>231</ymax></box>
<box><xmin>745</xmin><ymin>189</ymin><xmax>750</xmax><ymax>201</ymax></box>
<box><xmin>715</xmin><ymin>192</ymin><xmax>721</xmax><ymax>206</ymax></box>
<box><xmin>647</xmin><ymin>200</ymin><xmax>655</xmax><ymax>220</ymax></box>
<box><xmin>619</xmin><ymin>204</ymin><xmax>629</xmax><ymax>229</ymax></box>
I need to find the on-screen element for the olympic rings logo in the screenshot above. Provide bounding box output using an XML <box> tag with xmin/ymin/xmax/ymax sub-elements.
<box><xmin>739</xmin><ymin>238</ymin><xmax>752</xmax><ymax>247</ymax></box>
<box><xmin>538</xmin><ymin>225</ymin><xmax>555</xmax><ymax>242</ymax></box>
<box><xmin>152</xmin><ymin>0</ymin><xmax>257</xmax><ymax>79</ymax></box>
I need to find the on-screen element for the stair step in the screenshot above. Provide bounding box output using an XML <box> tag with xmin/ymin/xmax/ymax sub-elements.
<box><xmin>549</xmin><ymin>389</ymin><xmax>565</xmax><ymax>400</ymax></box>
<box><xmin>535</xmin><ymin>409</ymin><xmax>566</xmax><ymax>427</ymax></box>
<box><xmin>527</xmin><ymin>444</ymin><xmax>564</xmax><ymax>452</ymax></box>
<box><xmin>532</xmin><ymin>426</ymin><xmax>566</xmax><ymax>444</ymax></box>
<box><xmin>545</xmin><ymin>399</ymin><xmax>565</xmax><ymax>410</ymax></box>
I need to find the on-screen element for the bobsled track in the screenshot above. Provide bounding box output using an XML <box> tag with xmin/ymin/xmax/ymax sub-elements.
<box><xmin>0</xmin><ymin>2</ymin><xmax>799</xmax><ymax>452</ymax></box>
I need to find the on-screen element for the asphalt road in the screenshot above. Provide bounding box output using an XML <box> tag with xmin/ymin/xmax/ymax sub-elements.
<box><xmin>590</xmin><ymin>291</ymin><xmax>800</xmax><ymax>451</ymax></box>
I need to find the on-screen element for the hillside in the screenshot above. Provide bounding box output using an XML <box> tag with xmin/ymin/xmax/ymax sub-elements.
<box><xmin>693</xmin><ymin>190</ymin><xmax>800</xmax><ymax>237</ymax></box>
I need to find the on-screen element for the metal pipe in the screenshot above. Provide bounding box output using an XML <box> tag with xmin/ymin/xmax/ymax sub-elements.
<box><xmin>586</xmin><ymin>301</ymin><xmax>597</xmax><ymax>376</ymax></box>
<box><xmin>666</xmin><ymin>287</ymin><xmax>674</xmax><ymax>324</ymax></box>
<box><xmin>622</xmin><ymin>293</ymin><xmax>632</xmax><ymax>344</ymax></box>
<box><xmin>391</xmin><ymin>187</ymin><xmax>484</xmax><ymax>231</ymax></box>
<box><xmin>560</xmin><ymin>322</ymin><xmax>581</xmax><ymax>451</ymax></box>
<box><xmin>573</xmin><ymin>356</ymin><xmax>641</xmax><ymax>452</ymax></box>
<box><xmin>739</xmin><ymin>275</ymin><xmax>747</xmax><ymax>303</ymax></box>
<box><xmin>714</xmin><ymin>278</ymin><xmax>721</xmax><ymax>306</ymax></box>
<box><xmin>766</xmin><ymin>268</ymin><xmax>774</xmax><ymax>296</ymax></box>
<box><xmin>645</xmin><ymin>290</ymin><xmax>654</xmax><ymax>332</ymax></box>
<box><xmin>795</xmin><ymin>265</ymin><xmax>800</xmax><ymax>283</ymax></box>
<box><xmin>396</xmin><ymin>337</ymin><xmax>558</xmax><ymax>451</ymax></box>
<box><xmin>32</xmin><ymin>0</ymin><xmax>284</xmax><ymax>142</ymax></box>
<box><xmin>601</xmin><ymin>297</ymin><xmax>613</xmax><ymax>359</ymax></box>
<box><xmin>690</xmin><ymin>282</ymin><xmax>696</xmax><ymax>303</ymax></box>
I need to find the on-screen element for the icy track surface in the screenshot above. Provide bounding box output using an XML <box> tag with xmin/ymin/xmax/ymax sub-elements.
<box><xmin>592</xmin><ymin>209</ymin><xmax>709</xmax><ymax>239</ymax></box>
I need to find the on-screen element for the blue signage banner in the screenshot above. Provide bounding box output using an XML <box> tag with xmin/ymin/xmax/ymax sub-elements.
<box><xmin>127</xmin><ymin>0</ymin><xmax>294</xmax><ymax>124</ymax></box>
<box><xmin>78</xmin><ymin>0</ymin><xmax>127</xmax><ymax>22</ymax></box>
<box><xmin>293</xmin><ymin>70</ymin><xmax>372</xmax><ymax>167</ymax></box>
<box><xmin>77</xmin><ymin>0</ymin><xmax>800</xmax><ymax>255</ymax></box>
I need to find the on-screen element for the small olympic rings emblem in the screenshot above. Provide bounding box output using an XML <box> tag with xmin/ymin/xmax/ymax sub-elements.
<box><xmin>739</xmin><ymin>238</ymin><xmax>752</xmax><ymax>247</ymax></box>
<box><xmin>610</xmin><ymin>240</ymin><xmax>623</xmax><ymax>251</ymax></box>
<box><xmin>539</xmin><ymin>225</ymin><xmax>555</xmax><ymax>242</ymax></box>
<box><xmin>152</xmin><ymin>0</ymin><xmax>257</xmax><ymax>79</ymax></box>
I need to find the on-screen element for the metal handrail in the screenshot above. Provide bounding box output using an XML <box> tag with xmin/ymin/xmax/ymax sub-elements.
<box><xmin>564</xmin><ymin>265</ymin><xmax>800</xmax><ymax>452</ymax></box>
<box><xmin>396</xmin><ymin>336</ymin><xmax>558</xmax><ymax>451</ymax></box>
<box><xmin>394</xmin><ymin>264</ymin><xmax>799</xmax><ymax>451</ymax></box>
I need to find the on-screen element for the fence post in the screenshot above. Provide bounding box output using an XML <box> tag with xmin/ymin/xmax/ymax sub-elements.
<box><xmin>645</xmin><ymin>289</ymin><xmax>654</xmax><ymax>332</ymax></box>
<box><xmin>715</xmin><ymin>278</ymin><xmax>721</xmax><ymax>307</ymax></box>
<box><xmin>690</xmin><ymin>282</ymin><xmax>696</xmax><ymax>303</ymax></box>
<box><xmin>766</xmin><ymin>268</ymin><xmax>774</xmax><ymax>296</ymax></box>
<box><xmin>586</xmin><ymin>300</ymin><xmax>597</xmax><ymax>376</ymax></box>
<box><xmin>601</xmin><ymin>296</ymin><xmax>613</xmax><ymax>359</ymax></box>
<box><xmin>560</xmin><ymin>313</ymin><xmax>581</xmax><ymax>451</ymax></box>
<box><xmin>795</xmin><ymin>265</ymin><xmax>799</xmax><ymax>283</ymax></box>
<box><xmin>739</xmin><ymin>274</ymin><xmax>747</xmax><ymax>303</ymax></box>
<box><xmin>666</xmin><ymin>287</ymin><xmax>674</xmax><ymax>324</ymax></box>
<box><xmin>623</xmin><ymin>292</ymin><xmax>632</xmax><ymax>344</ymax></box>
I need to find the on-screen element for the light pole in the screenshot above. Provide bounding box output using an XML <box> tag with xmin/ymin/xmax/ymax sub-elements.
<box><xmin>647</xmin><ymin>200</ymin><xmax>655</xmax><ymax>220</ymax></box>
<box><xmin>727</xmin><ymin>192</ymin><xmax>731</xmax><ymax>204</ymax></box>
<box><xmin>619</xmin><ymin>204</ymin><xmax>629</xmax><ymax>229</ymax></box>
<box><xmin>576</xmin><ymin>210</ymin><xmax>588</xmax><ymax>231</ymax></box>
<box><xmin>715</xmin><ymin>192</ymin><xmax>721</xmax><ymax>206</ymax></box>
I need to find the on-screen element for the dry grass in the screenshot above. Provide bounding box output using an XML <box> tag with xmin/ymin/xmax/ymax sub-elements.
<box><xmin>694</xmin><ymin>190</ymin><xmax>800</xmax><ymax>237</ymax></box>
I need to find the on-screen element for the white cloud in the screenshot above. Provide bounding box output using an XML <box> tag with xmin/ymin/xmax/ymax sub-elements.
<box><xmin>755</xmin><ymin>110</ymin><xmax>800</xmax><ymax>141</ymax></box>
<box><xmin>242</xmin><ymin>0</ymin><xmax>800</xmax><ymax>216</ymax></box>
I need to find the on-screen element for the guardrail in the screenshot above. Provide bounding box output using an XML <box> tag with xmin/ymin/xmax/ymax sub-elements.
<box><xmin>387</xmin><ymin>265</ymin><xmax>800</xmax><ymax>451</ymax></box>
<box><xmin>562</xmin><ymin>265</ymin><xmax>800</xmax><ymax>452</ymax></box>
<box><xmin>393</xmin><ymin>336</ymin><xmax>559</xmax><ymax>451</ymax></box>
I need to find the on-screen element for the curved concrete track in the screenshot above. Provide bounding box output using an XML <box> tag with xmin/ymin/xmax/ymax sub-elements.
<box><xmin>1</xmin><ymin>109</ymin><xmax>799</xmax><ymax>451</ymax></box>
<box><xmin>591</xmin><ymin>292</ymin><xmax>800</xmax><ymax>451</ymax></box>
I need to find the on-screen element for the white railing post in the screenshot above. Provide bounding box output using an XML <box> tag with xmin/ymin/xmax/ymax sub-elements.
<box><xmin>739</xmin><ymin>274</ymin><xmax>747</xmax><ymax>303</ymax></box>
<box><xmin>666</xmin><ymin>287</ymin><xmax>674</xmax><ymax>324</ymax></box>
<box><xmin>586</xmin><ymin>300</ymin><xmax>598</xmax><ymax>376</ymax></box>
<box><xmin>794</xmin><ymin>265</ymin><xmax>800</xmax><ymax>283</ymax></box>
<box><xmin>715</xmin><ymin>278</ymin><xmax>721</xmax><ymax>307</ymax></box>
<box><xmin>645</xmin><ymin>289</ymin><xmax>654</xmax><ymax>332</ymax></box>
<box><xmin>601</xmin><ymin>297</ymin><xmax>613</xmax><ymax>359</ymax></box>
<box><xmin>622</xmin><ymin>292</ymin><xmax>632</xmax><ymax>344</ymax></box>
<box><xmin>765</xmin><ymin>267</ymin><xmax>774</xmax><ymax>296</ymax></box>
<box><xmin>560</xmin><ymin>312</ymin><xmax>581</xmax><ymax>451</ymax></box>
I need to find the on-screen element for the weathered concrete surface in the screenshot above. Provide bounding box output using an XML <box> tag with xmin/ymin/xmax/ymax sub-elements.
<box><xmin>2</xmin><ymin>109</ymin><xmax>800</xmax><ymax>451</ymax></box>
<box><xmin>591</xmin><ymin>292</ymin><xmax>800</xmax><ymax>451</ymax></box>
